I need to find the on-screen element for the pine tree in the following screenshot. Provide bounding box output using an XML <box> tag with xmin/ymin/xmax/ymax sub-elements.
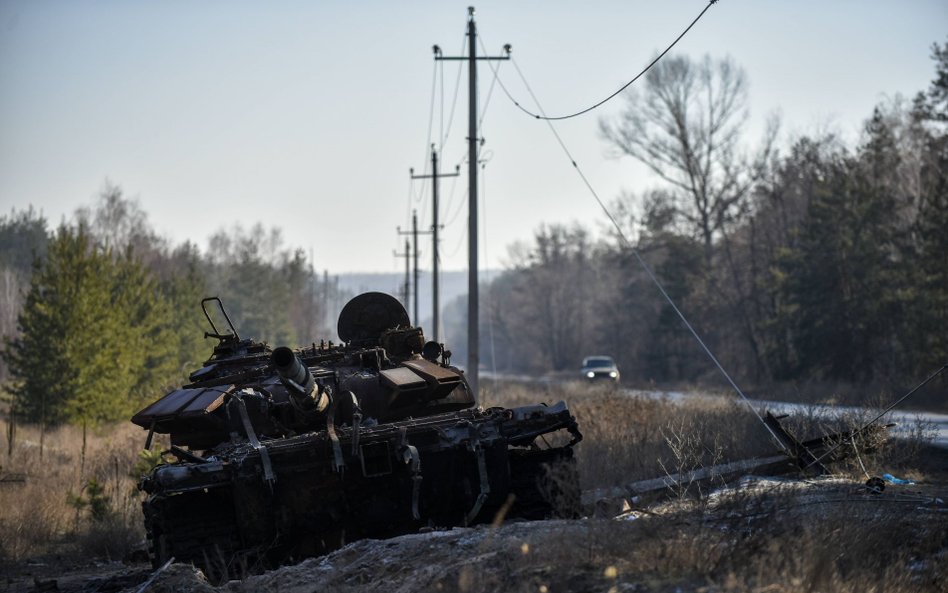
<box><xmin>161</xmin><ymin>243</ymin><xmax>212</xmax><ymax>375</ymax></box>
<box><xmin>3</xmin><ymin>226</ymin><xmax>179</xmax><ymax>426</ymax></box>
<box><xmin>773</xmin><ymin>112</ymin><xmax>906</xmax><ymax>382</ymax></box>
<box><xmin>907</xmin><ymin>40</ymin><xmax>948</xmax><ymax>376</ymax></box>
<box><xmin>112</xmin><ymin>248</ymin><xmax>178</xmax><ymax>402</ymax></box>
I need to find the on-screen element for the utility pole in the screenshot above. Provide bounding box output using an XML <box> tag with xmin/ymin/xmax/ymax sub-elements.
<box><xmin>393</xmin><ymin>240</ymin><xmax>411</xmax><ymax>310</ymax></box>
<box><xmin>397</xmin><ymin>210</ymin><xmax>429</xmax><ymax>325</ymax></box>
<box><xmin>435</xmin><ymin>7</ymin><xmax>509</xmax><ymax>399</ymax></box>
<box><xmin>410</xmin><ymin>144</ymin><xmax>459</xmax><ymax>342</ymax></box>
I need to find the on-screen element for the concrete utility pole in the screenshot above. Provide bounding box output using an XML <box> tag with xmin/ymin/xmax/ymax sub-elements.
<box><xmin>397</xmin><ymin>210</ymin><xmax>428</xmax><ymax>325</ymax></box>
<box><xmin>410</xmin><ymin>145</ymin><xmax>458</xmax><ymax>342</ymax></box>
<box><xmin>434</xmin><ymin>7</ymin><xmax>509</xmax><ymax>399</ymax></box>
<box><xmin>393</xmin><ymin>240</ymin><xmax>411</xmax><ymax>310</ymax></box>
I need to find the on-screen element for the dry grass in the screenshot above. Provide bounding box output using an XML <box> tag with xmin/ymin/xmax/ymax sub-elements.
<box><xmin>0</xmin><ymin>418</ymin><xmax>154</xmax><ymax>569</ymax></box>
<box><xmin>480</xmin><ymin>380</ymin><xmax>939</xmax><ymax>491</ymax></box>
<box><xmin>483</xmin><ymin>381</ymin><xmax>764</xmax><ymax>491</ymax></box>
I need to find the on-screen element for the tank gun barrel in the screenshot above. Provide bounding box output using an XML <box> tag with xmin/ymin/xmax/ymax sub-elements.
<box><xmin>272</xmin><ymin>347</ymin><xmax>328</xmax><ymax>414</ymax></box>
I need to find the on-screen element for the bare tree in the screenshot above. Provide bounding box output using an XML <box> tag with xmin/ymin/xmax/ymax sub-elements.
<box><xmin>491</xmin><ymin>224</ymin><xmax>597</xmax><ymax>372</ymax></box>
<box><xmin>600</xmin><ymin>54</ymin><xmax>774</xmax><ymax>264</ymax></box>
<box><xmin>74</xmin><ymin>182</ymin><xmax>167</xmax><ymax>264</ymax></box>
<box><xmin>0</xmin><ymin>266</ymin><xmax>23</xmax><ymax>381</ymax></box>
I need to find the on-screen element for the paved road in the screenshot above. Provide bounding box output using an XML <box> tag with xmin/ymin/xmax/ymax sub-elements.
<box><xmin>627</xmin><ymin>388</ymin><xmax>948</xmax><ymax>450</ymax></box>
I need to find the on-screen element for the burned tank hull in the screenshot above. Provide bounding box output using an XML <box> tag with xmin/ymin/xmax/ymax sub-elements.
<box><xmin>132</xmin><ymin>293</ymin><xmax>582</xmax><ymax>580</ymax></box>
<box><xmin>141</xmin><ymin>403</ymin><xmax>580</xmax><ymax>580</ymax></box>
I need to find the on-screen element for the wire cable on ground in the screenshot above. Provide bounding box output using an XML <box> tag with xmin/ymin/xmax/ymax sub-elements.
<box><xmin>498</xmin><ymin>0</ymin><xmax>718</xmax><ymax>121</ymax></box>
<box><xmin>803</xmin><ymin>363</ymin><xmax>948</xmax><ymax>471</ymax></box>
<box><xmin>850</xmin><ymin>434</ymin><xmax>871</xmax><ymax>481</ymax></box>
<box><xmin>501</xmin><ymin>55</ymin><xmax>789</xmax><ymax>454</ymax></box>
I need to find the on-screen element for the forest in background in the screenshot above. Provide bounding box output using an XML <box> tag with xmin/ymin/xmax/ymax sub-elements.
<box><xmin>2</xmin><ymin>41</ymin><xmax>946</xmax><ymax>427</ymax></box>
<box><xmin>0</xmin><ymin>192</ymin><xmax>349</xmax><ymax>427</ymax></box>
<box><xmin>450</xmin><ymin>42</ymin><xmax>947</xmax><ymax>403</ymax></box>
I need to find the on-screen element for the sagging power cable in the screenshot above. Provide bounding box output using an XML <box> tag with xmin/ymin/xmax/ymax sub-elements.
<box><xmin>499</xmin><ymin>0</ymin><xmax>719</xmax><ymax>121</ymax></box>
<box><xmin>440</xmin><ymin>35</ymin><xmax>466</xmax><ymax>153</ymax></box>
<box><xmin>496</xmin><ymin>55</ymin><xmax>790</xmax><ymax>454</ymax></box>
<box><xmin>481</xmin><ymin>161</ymin><xmax>499</xmax><ymax>377</ymax></box>
<box><xmin>411</xmin><ymin>61</ymin><xmax>440</xmax><ymax>208</ymax></box>
<box><xmin>476</xmin><ymin>35</ymin><xmax>504</xmax><ymax>129</ymax></box>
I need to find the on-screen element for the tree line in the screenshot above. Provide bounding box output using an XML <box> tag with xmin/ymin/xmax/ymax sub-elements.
<box><xmin>458</xmin><ymin>42</ymin><xmax>947</xmax><ymax>400</ymax></box>
<box><xmin>0</xmin><ymin>189</ymin><xmax>347</xmax><ymax>427</ymax></box>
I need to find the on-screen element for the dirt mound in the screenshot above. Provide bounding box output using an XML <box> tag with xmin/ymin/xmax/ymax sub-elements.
<box><xmin>222</xmin><ymin>521</ymin><xmax>596</xmax><ymax>593</ymax></box>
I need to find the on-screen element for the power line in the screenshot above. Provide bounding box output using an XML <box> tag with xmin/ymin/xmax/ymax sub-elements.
<box><xmin>405</xmin><ymin>176</ymin><xmax>415</xmax><ymax>230</ymax></box>
<box><xmin>505</xmin><ymin>52</ymin><xmax>789</xmax><ymax>454</ymax></box>
<box><xmin>496</xmin><ymin>0</ymin><xmax>719</xmax><ymax>121</ymax></box>
<box><xmin>444</xmin><ymin>142</ymin><xmax>478</xmax><ymax>221</ymax></box>
<box><xmin>439</xmin><ymin>47</ymin><xmax>445</xmax><ymax>161</ymax></box>
<box><xmin>413</xmin><ymin>62</ymin><xmax>439</xmax><ymax>205</ymax></box>
<box><xmin>445</xmin><ymin>218</ymin><xmax>467</xmax><ymax>259</ymax></box>
<box><xmin>434</xmin><ymin>8</ymin><xmax>510</xmax><ymax>400</ymax></box>
<box><xmin>480</xmin><ymin>160</ymin><xmax>498</xmax><ymax>376</ymax></box>
<box><xmin>411</xmin><ymin>145</ymin><xmax>459</xmax><ymax>342</ymax></box>
<box><xmin>440</xmin><ymin>36</ymin><xmax>466</xmax><ymax>152</ymax></box>
<box><xmin>393</xmin><ymin>240</ymin><xmax>411</xmax><ymax>308</ymax></box>
<box><xmin>398</xmin><ymin>210</ymin><xmax>429</xmax><ymax>325</ymax></box>
<box><xmin>476</xmin><ymin>35</ymin><xmax>502</xmax><ymax>128</ymax></box>
<box><xmin>424</xmin><ymin>60</ymin><xmax>437</xmax><ymax>166</ymax></box>
<box><xmin>413</xmin><ymin>37</ymin><xmax>464</xmax><ymax>232</ymax></box>
<box><xmin>443</xmin><ymin>179</ymin><xmax>467</xmax><ymax>227</ymax></box>
<box><xmin>437</xmin><ymin>37</ymin><xmax>469</xmax><ymax>226</ymax></box>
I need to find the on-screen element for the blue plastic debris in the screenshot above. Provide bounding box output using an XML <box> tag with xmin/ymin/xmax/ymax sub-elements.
<box><xmin>882</xmin><ymin>473</ymin><xmax>916</xmax><ymax>485</ymax></box>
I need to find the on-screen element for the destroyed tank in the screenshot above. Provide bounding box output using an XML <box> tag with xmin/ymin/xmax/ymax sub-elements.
<box><xmin>132</xmin><ymin>292</ymin><xmax>582</xmax><ymax>580</ymax></box>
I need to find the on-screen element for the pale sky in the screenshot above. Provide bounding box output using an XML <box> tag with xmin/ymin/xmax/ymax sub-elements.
<box><xmin>1</xmin><ymin>1</ymin><xmax>945</xmax><ymax>274</ymax></box>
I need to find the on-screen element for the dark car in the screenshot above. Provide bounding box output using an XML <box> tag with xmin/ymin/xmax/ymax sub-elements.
<box><xmin>581</xmin><ymin>355</ymin><xmax>620</xmax><ymax>382</ymax></box>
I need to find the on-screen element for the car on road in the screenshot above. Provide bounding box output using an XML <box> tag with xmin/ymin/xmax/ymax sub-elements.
<box><xmin>581</xmin><ymin>355</ymin><xmax>620</xmax><ymax>383</ymax></box>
